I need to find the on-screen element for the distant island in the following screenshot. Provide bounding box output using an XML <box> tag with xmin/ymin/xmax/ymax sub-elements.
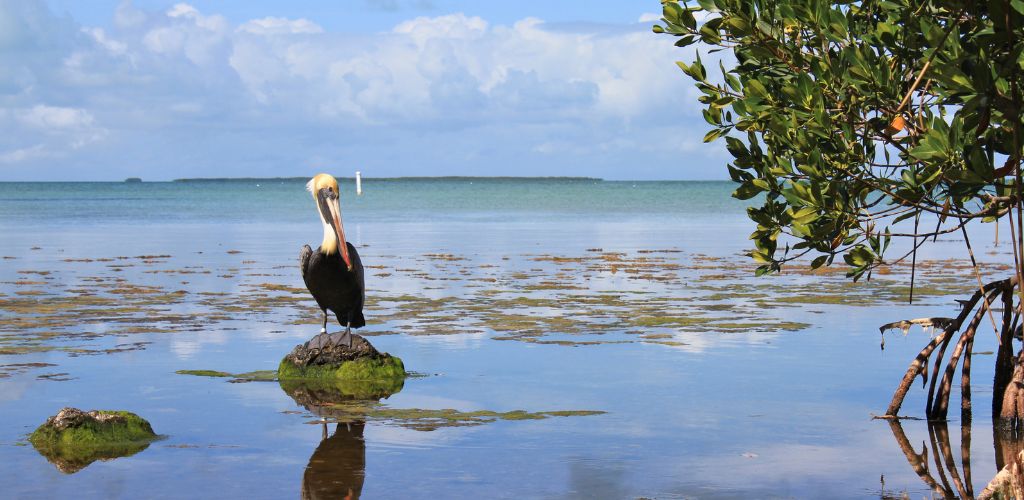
<box><xmin>172</xmin><ymin>176</ymin><xmax>603</xmax><ymax>182</ymax></box>
<box><xmin>124</xmin><ymin>177</ymin><xmax>142</xmax><ymax>183</ymax></box>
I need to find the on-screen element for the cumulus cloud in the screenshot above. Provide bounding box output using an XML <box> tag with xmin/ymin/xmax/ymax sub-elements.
<box><xmin>365</xmin><ymin>0</ymin><xmax>435</xmax><ymax>12</ymax></box>
<box><xmin>0</xmin><ymin>144</ymin><xmax>50</xmax><ymax>164</ymax></box>
<box><xmin>19</xmin><ymin>105</ymin><xmax>95</xmax><ymax>129</ymax></box>
<box><xmin>0</xmin><ymin>0</ymin><xmax>713</xmax><ymax>180</ymax></box>
<box><xmin>237</xmin><ymin>17</ymin><xmax>324</xmax><ymax>35</ymax></box>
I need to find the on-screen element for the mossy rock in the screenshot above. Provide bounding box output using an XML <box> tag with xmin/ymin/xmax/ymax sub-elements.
<box><xmin>278</xmin><ymin>354</ymin><xmax>406</xmax><ymax>382</ymax></box>
<box><xmin>29</xmin><ymin>407</ymin><xmax>159</xmax><ymax>474</ymax></box>
<box><xmin>278</xmin><ymin>332</ymin><xmax>407</xmax><ymax>383</ymax></box>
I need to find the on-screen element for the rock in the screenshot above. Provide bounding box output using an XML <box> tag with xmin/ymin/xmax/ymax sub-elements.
<box><xmin>278</xmin><ymin>332</ymin><xmax>406</xmax><ymax>382</ymax></box>
<box><xmin>29</xmin><ymin>407</ymin><xmax>159</xmax><ymax>474</ymax></box>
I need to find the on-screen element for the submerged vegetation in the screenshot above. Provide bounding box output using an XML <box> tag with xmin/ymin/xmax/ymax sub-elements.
<box><xmin>175</xmin><ymin>369</ymin><xmax>277</xmax><ymax>383</ymax></box>
<box><xmin>315</xmin><ymin>405</ymin><xmax>606</xmax><ymax>432</ymax></box>
<box><xmin>0</xmin><ymin>244</ymin><xmax>993</xmax><ymax>384</ymax></box>
<box><xmin>175</xmin><ymin>370</ymin><xmax>232</xmax><ymax>378</ymax></box>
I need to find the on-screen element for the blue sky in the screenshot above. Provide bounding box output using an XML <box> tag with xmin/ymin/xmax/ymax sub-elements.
<box><xmin>1</xmin><ymin>0</ymin><xmax>721</xmax><ymax>181</ymax></box>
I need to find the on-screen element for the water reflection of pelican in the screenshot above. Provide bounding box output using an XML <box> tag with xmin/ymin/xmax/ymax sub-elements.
<box><xmin>303</xmin><ymin>421</ymin><xmax>366</xmax><ymax>500</ymax></box>
<box><xmin>280</xmin><ymin>377</ymin><xmax>402</xmax><ymax>500</ymax></box>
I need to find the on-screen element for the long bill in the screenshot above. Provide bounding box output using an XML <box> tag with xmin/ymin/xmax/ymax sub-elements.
<box><xmin>327</xmin><ymin>197</ymin><xmax>352</xmax><ymax>270</ymax></box>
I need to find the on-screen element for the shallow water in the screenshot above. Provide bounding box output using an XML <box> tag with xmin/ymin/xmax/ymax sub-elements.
<box><xmin>0</xmin><ymin>178</ymin><xmax>1016</xmax><ymax>498</ymax></box>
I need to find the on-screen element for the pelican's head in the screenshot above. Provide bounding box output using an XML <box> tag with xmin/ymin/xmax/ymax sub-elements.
<box><xmin>307</xmin><ymin>173</ymin><xmax>352</xmax><ymax>270</ymax></box>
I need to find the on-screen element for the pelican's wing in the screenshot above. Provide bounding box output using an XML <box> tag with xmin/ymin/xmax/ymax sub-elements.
<box><xmin>348</xmin><ymin>242</ymin><xmax>365</xmax><ymax>310</ymax></box>
<box><xmin>299</xmin><ymin>244</ymin><xmax>313</xmax><ymax>282</ymax></box>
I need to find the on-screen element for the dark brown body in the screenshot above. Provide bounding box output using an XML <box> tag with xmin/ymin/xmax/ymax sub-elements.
<box><xmin>300</xmin><ymin>242</ymin><xmax>365</xmax><ymax>328</ymax></box>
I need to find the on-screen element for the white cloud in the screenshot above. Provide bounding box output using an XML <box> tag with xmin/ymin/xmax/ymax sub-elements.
<box><xmin>114</xmin><ymin>0</ymin><xmax>146</xmax><ymax>28</ymax></box>
<box><xmin>392</xmin><ymin>13</ymin><xmax>488</xmax><ymax>44</ymax></box>
<box><xmin>0</xmin><ymin>144</ymin><xmax>49</xmax><ymax>163</ymax></box>
<box><xmin>237</xmin><ymin>17</ymin><xmax>324</xmax><ymax>35</ymax></box>
<box><xmin>0</xmin><ymin>1</ymin><xmax>716</xmax><ymax>180</ymax></box>
<box><xmin>7</xmin><ymin>105</ymin><xmax>106</xmax><ymax>154</ymax></box>
<box><xmin>19</xmin><ymin>104</ymin><xmax>94</xmax><ymax>129</ymax></box>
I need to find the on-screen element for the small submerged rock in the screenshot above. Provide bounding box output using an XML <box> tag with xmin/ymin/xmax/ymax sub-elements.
<box><xmin>29</xmin><ymin>407</ymin><xmax>159</xmax><ymax>474</ymax></box>
<box><xmin>278</xmin><ymin>332</ymin><xmax>406</xmax><ymax>382</ymax></box>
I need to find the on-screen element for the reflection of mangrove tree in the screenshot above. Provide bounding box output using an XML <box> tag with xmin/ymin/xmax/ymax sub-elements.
<box><xmin>887</xmin><ymin>419</ymin><xmax>974</xmax><ymax>499</ymax></box>
<box><xmin>886</xmin><ymin>417</ymin><xmax>1024</xmax><ymax>498</ymax></box>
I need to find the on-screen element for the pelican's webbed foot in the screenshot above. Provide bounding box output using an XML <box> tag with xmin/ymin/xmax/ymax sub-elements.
<box><xmin>324</xmin><ymin>329</ymin><xmax>353</xmax><ymax>348</ymax></box>
<box><xmin>306</xmin><ymin>322</ymin><xmax>354</xmax><ymax>350</ymax></box>
<box><xmin>306</xmin><ymin>332</ymin><xmax>332</xmax><ymax>350</ymax></box>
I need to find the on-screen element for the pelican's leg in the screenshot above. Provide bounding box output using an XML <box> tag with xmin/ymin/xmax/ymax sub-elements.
<box><xmin>320</xmin><ymin>309</ymin><xmax>328</xmax><ymax>334</ymax></box>
<box><xmin>331</xmin><ymin>321</ymin><xmax>353</xmax><ymax>348</ymax></box>
<box><xmin>324</xmin><ymin>319</ymin><xmax>354</xmax><ymax>348</ymax></box>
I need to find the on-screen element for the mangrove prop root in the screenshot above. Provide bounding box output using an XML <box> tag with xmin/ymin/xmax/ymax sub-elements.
<box><xmin>1001</xmin><ymin>348</ymin><xmax>1024</xmax><ymax>424</ymax></box>
<box><xmin>885</xmin><ymin>331</ymin><xmax>950</xmax><ymax>416</ymax></box>
<box><xmin>884</xmin><ymin>277</ymin><xmax>1018</xmax><ymax>419</ymax></box>
<box><xmin>934</xmin><ymin>302</ymin><xmax>988</xmax><ymax>419</ymax></box>
<box><xmin>926</xmin><ymin>316</ymin><xmax>960</xmax><ymax>416</ymax></box>
<box><xmin>995</xmin><ymin>290</ymin><xmax>1018</xmax><ymax>416</ymax></box>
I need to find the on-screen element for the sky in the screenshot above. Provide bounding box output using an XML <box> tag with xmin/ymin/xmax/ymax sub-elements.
<box><xmin>0</xmin><ymin>0</ymin><xmax>721</xmax><ymax>181</ymax></box>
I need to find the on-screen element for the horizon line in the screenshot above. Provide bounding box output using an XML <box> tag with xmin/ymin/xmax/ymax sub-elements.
<box><xmin>0</xmin><ymin>176</ymin><xmax>734</xmax><ymax>183</ymax></box>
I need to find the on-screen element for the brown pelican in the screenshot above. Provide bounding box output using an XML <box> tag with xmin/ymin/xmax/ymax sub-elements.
<box><xmin>300</xmin><ymin>173</ymin><xmax>365</xmax><ymax>348</ymax></box>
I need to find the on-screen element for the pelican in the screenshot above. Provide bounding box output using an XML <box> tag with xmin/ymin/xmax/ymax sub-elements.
<box><xmin>300</xmin><ymin>173</ymin><xmax>365</xmax><ymax>348</ymax></box>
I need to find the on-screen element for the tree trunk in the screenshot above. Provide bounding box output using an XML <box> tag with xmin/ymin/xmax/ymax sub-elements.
<box><xmin>1001</xmin><ymin>349</ymin><xmax>1024</xmax><ymax>425</ymax></box>
<box><xmin>994</xmin><ymin>289</ymin><xmax>1016</xmax><ymax>417</ymax></box>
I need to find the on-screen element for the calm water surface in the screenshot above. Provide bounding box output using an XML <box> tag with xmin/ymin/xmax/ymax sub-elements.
<box><xmin>0</xmin><ymin>179</ymin><xmax>1012</xmax><ymax>498</ymax></box>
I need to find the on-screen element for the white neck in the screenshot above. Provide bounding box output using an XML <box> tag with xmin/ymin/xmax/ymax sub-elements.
<box><xmin>320</xmin><ymin>215</ymin><xmax>338</xmax><ymax>254</ymax></box>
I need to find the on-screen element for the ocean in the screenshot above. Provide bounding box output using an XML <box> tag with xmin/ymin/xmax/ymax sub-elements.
<box><xmin>0</xmin><ymin>178</ymin><xmax>1011</xmax><ymax>498</ymax></box>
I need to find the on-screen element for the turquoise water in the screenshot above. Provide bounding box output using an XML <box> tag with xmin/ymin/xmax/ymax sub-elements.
<box><xmin>0</xmin><ymin>178</ymin><xmax>1014</xmax><ymax>498</ymax></box>
<box><xmin>0</xmin><ymin>179</ymin><xmax>747</xmax><ymax>223</ymax></box>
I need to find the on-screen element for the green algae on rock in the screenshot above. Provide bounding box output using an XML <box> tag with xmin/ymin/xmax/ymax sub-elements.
<box><xmin>278</xmin><ymin>355</ymin><xmax>405</xmax><ymax>381</ymax></box>
<box><xmin>29</xmin><ymin>407</ymin><xmax>159</xmax><ymax>474</ymax></box>
<box><xmin>278</xmin><ymin>333</ymin><xmax>406</xmax><ymax>382</ymax></box>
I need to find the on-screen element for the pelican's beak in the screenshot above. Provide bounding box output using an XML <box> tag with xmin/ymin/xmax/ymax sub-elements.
<box><xmin>318</xmin><ymin>187</ymin><xmax>352</xmax><ymax>270</ymax></box>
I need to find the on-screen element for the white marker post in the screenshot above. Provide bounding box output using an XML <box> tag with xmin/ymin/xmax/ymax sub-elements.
<box><xmin>355</xmin><ymin>171</ymin><xmax>363</xmax><ymax>196</ymax></box>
